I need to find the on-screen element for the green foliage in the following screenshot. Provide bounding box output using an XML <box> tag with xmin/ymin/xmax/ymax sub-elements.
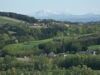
<box><xmin>0</xmin><ymin>56</ymin><xmax>100</xmax><ymax>75</ymax></box>
<box><xmin>55</xmin><ymin>54</ymin><xmax>100</xmax><ymax>70</ymax></box>
<box><xmin>3</xmin><ymin>39</ymin><xmax>52</xmax><ymax>56</ymax></box>
<box><xmin>88</xmin><ymin>45</ymin><xmax>100</xmax><ymax>54</ymax></box>
<box><xmin>0</xmin><ymin>12</ymin><xmax>100</xmax><ymax>75</ymax></box>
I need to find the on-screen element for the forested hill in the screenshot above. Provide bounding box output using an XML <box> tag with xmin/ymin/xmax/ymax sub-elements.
<box><xmin>0</xmin><ymin>12</ymin><xmax>100</xmax><ymax>75</ymax></box>
<box><xmin>0</xmin><ymin>12</ymin><xmax>37</xmax><ymax>23</ymax></box>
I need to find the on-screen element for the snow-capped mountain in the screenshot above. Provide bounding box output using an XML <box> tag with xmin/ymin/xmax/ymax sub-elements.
<box><xmin>33</xmin><ymin>10</ymin><xmax>70</xmax><ymax>20</ymax></box>
<box><xmin>34</xmin><ymin>10</ymin><xmax>61</xmax><ymax>17</ymax></box>
<box><xmin>33</xmin><ymin>10</ymin><xmax>100</xmax><ymax>22</ymax></box>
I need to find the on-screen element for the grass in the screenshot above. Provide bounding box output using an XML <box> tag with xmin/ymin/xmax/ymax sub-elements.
<box><xmin>3</xmin><ymin>35</ymin><xmax>76</xmax><ymax>55</ymax></box>
<box><xmin>0</xmin><ymin>16</ymin><xmax>22</xmax><ymax>24</ymax></box>
<box><xmin>0</xmin><ymin>16</ymin><xmax>31</xmax><ymax>26</ymax></box>
<box><xmin>3</xmin><ymin>38</ymin><xmax>52</xmax><ymax>55</ymax></box>
<box><xmin>88</xmin><ymin>45</ymin><xmax>100</xmax><ymax>50</ymax></box>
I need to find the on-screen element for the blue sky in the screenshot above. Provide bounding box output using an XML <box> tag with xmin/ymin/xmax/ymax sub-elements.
<box><xmin>0</xmin><ymin>0</ymin><xmax>100</xmax><ymax>15</ymax></box>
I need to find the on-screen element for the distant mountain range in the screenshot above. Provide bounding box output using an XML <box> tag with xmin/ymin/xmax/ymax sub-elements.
<box><xmin>33</xmin><ymin>10</ymin><xmax>100</xmax><ymax>22</ymax></box>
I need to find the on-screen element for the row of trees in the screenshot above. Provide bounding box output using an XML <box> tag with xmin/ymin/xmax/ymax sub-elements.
<box><xmin>55</xmin><ymin>55</ymin><xmax>100</xmax><ymax>70</ymax></box>
<box><xmin>0</xmin><ymin>66</ymin><xmax>99</xmax><ymax>75</ymax></box>
<box><xmin>0</xmin><ymin>55</ymin><xmax>100</xmax><ymax>70</ymax></box>
<box><xmin>0</xmin><ymin>55</ymin><xmax>100</xmax><ymax>75</ymax></box>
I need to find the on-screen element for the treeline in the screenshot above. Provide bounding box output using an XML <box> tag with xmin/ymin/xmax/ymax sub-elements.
<box><xmin>55</xmin><ymin>55</ymin><xmax>100</xmax><ymax>70</ymax></box>
<box><xmin>0</xmin><ymin>66</ymin><xmax>99</xmax><ymax>75</ymax></box>
<box><xmin>0</xmin><ymin>55</ymin><xmax>100</xmax><ymax>75</ymax></box>
<box><xmin>0</xmin><ymin>12</ymin><xmax>37</xmax><ymax>23</ymax></box>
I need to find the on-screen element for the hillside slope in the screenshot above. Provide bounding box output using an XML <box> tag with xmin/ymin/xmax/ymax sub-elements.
<box><xmin>0</xmin><ymin>12</ymin><xmax>37</xmax><ymax>23</ymax></box>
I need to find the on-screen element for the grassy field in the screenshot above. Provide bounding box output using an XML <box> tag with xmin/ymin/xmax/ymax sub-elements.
<box><xmin>88</xmin><ymin>45</ymin><xmax>100</xmax><ymax>53</ymax></box>
<box><xmin>0</xmin><ymin>16</ymin><xmax>30</xmax><ymax>26</ymax></box>
<box><xmin>3</xmin><ymin>38</ymin><xmax>52</xmax><ymax>55</ymax></box>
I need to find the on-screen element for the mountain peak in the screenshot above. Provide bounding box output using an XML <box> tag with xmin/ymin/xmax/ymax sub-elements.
<box><xmin>33</xmin><ymin>10</ymin><xmax>100</xmax><ymax>22</ymax></box>
<box><xmin>34</xmin><ymin>10</ymin><xmax>62</xmax><ymax>17</ymax></box>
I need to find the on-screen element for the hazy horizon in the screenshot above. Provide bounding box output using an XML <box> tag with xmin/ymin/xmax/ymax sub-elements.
<box><xmin>0</xmin><ymin>0</ymin><xmax>100</xmax><ymax>15</ymax></box>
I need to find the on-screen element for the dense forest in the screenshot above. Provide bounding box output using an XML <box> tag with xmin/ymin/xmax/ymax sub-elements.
<box><xmin>0</xmin><ymin>12</ymin><xmax>100</xmax><ymax>75</ymax></box>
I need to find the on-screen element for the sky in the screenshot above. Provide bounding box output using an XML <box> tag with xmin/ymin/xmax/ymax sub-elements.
<box><xmin>0</xmin><ymin>0</ymin><xmax>100</xmax><ymax>15</ymax></box>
